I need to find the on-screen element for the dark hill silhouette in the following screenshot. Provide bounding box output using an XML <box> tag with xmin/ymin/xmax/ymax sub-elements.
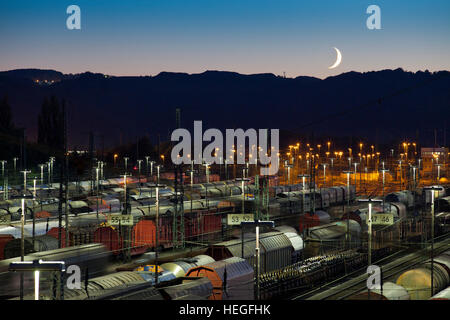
<box><xmin>0</xmin><ymin>68</ymin><xmax>448</xmax><ymax>148</ymax></box>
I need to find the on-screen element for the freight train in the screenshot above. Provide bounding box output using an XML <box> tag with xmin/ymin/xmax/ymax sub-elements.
<box><xmin>349</xmin><ymin>249</ymin><xmax>450</xmax><ymax>300</ymax></box>
<box><xmin>0</xmin><ymin>179</ymin><xmax>356</xmax><ymax>261</ymax></box>
<box><xmin>1</xmin><ymin>181</ymin><xmax>446</xmax><ymax>264</ymax></box>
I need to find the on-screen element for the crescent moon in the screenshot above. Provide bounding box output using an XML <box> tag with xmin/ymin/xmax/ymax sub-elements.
<box><xmin>328</xmin><ymin>47</ymin><xmax>342</xmax><ymax>69</ymax></box>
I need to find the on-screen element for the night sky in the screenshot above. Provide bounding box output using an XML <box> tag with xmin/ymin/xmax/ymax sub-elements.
<box><xmin>0</xmin><ymin>0</ymin><xmax>449</xmax><ymax>78</ymax></box>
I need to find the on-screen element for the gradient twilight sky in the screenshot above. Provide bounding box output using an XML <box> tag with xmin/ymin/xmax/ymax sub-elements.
<box><xmin>0</xmin><ymin>0</ymin><xmax>449</xmax><ymax>79</ymax></box>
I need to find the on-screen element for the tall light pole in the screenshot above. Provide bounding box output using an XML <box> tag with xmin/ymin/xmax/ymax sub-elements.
<box><xmin>21</xmin><ymin>170</ymin><xmax>31</xmax><ymax>196</ymax></box>
<box><xmin>122</xmin><ymin>173</ymin><xmax>129</xmax><ymax>213</ymax></box>
<box><xmin>380</xmin><ymin>169</ymin><xmax>389</xmax><ymax>210</ymax></box>
<box><xmin>33</xmin><ymin>178</ymin><xmax>37</xmax><ymax>199</ymax></box>
<box><xmin>423</xmin><ymin>186</ymin><xmax>443</xmax><ymax>297</ymax></box>
<box><xmin>329</xmin><ymin>158</ymin><xmax>335</xmax><ymax>187</ymax></box>
<box><xmin>343</xmin><ymin>170</ymin><xmax>352</xmax><ymax>248</ymax></box>
<box><xmin>145</xmin><ymin>156</ymin><xmax>150</xmax><ymax>176</ymax></box>
<box><xmin>96</xmin><ymin>167</ymin><xmax>100</xmax><ymax>221</ymax></box>
<box><xmin>236</xmin><ymin>178</ymin><xmax>250</xmax><ymax>214</ymax></box>
<box><xmin>285</xmin><ymin>164</ymin><xmax>293</xmax><ymax>185</ymax></box>
<box><xmin>13</xmin><ymin>157</ymin><xmax>19</xmax><ymax>173</ymax></box>
<box><xmin>417</xmin><ymin>158</ymin><xmax>422</xmax><ymax>184</ymax></box>
<box><xmin>203</xmin><ymin>163</ymin><xmax>210</xmax><ymax>183</ymax></box>
<box><xmin>358</xmin><ymin>198</ymin><xmax>383</xmax><ymax>268</ymax></box>
<box><xmin>154</xmin><ymin>182</ymin><xmax>165</xmax><ymax>286</ymax></box>
<box><xmin>298</xmin><ymin>174</ymin><xmax>309</xmax><ymax>213</ymax></box>
<box><xmin>353</xmin><ymin>162</ymin><xmax>359</xmax><ymax>191</ymax></box>
<box><xmin>224</xmin><ymin>159</ymin><xmax>228</xmax><ymax>180</ymax></box>
<box><xmin>3</xmin><ymin>168</ymin><xmax>8</xmax><ymax>201</ymax></box>
<box><xmin>435</xmin><ymin>163</ymin><xmax>442</xmax><ymax>182</ymax></box>
<box><xmin>39</xmin><ymin>164</ymin><xmax>45</xmax><ymax>185</ymax></box>
<box><xmin>124</xmin><ymin>157</ymin><xmax>129</xmax><ymax>172</ymax></box>
<box><xmin>321</xmin><ymin>163</ymin><xmax>328</xmax><ymax>188</ymax></box>
<box><xmin>20</xmin><ymin>197</ymin><xmax>26</xmax><ymax>299</ymax></box>
<box><xmin>186</xmin><ymin>167</ymin><xmax>197</xmax><ymax>214</ymax></box>
<box><xmin>156</xmin><ymin>165</ymin><xmax>161</xmax><ymax>185</ymax></box>
<box><xmin>245</xmin><ymin>162</ymin><xmax>249</xmax><ymax>179</ymax></box>
<box><xmin>410</xmin><ymin>165</ymin><xmax>417</xmax><ymax>190</ymax></box>
<box><xmin>47</xmin><ymin>161</ymin><xmax>51</xmax><ymax>186</ymax></box>
<box><xmin>0</xmin><ymin>160</ymin><xmax>6</xmax><ymax>177</ymax></box>
<box><xmin>137</xmin><ymin>159</ymin><xmax>143</xmax><ymax>193</ymax></box>
<box><xmin>150</xmin><ymin>161</ymin><xmax>155</xmax><ymax>179</ymax></box>
<box><xmin>49</xmin><ymin>157</ymin><xmax>55</xmax><ymax>184</ymax></box>
<box><xmin>241</xmin><ymin>220</ymin><xmax>275</xmax><ymax>300</ymax></box>
<box><xmin>100</xmin><ymin>161</ymin><xmax>104</xmax><ymax>182</ymax></box>
<box><xmin>9</xmin><ymin>260</ymin><xmax>66</xmax><ymax>301</ymax></box>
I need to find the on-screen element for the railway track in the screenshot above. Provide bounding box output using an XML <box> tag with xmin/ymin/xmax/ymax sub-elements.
<box><xmin>292</xmin><ymin>234</ymin><xmax>450</xmax><ymax>300</ymax></box>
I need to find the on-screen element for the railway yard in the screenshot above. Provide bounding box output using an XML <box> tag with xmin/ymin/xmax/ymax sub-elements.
<box><xmin>0</xmin><ymin>155</ymin><xmax>449</xmax><ymax>301</ymax></box>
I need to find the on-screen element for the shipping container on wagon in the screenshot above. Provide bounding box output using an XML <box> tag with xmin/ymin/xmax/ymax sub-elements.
<box><xmin>185</xmin><ymin>257</ymin><xmax>254</xmax><ymax>300</ymax></box>
<box><xmin>299</xmin><ymin>211</ymin><xmax>331</xmax><ymax>233</ymax></box>
<box><xmin>93</xmin><ymin>226</ymin><xmax>123</xmax><ymax>254</ymax></box>
<box><xmin>258</xmin><ymin>231</ymin><xmax>293</xmax><ymax>272</ymax></box>
<box><xmin>2</xmin><ymin>238</ymin><xmax>35</xmax><ymax>259</ymax></box>
<box><xmin>206</xmin><ymin>231</ymin><xmax>294</xmax><ymax>273</ymax></box>
<box><xmin>330</xmin><ymin>186</ymin><xmax>345</xmax><ymax>203</ymax></box>
<box><xmin>160</xmin><ymin>277</ymin><xmax>213</xmax><ymax>300</ymax></box>
<box><xmin>107</xmin><ymin>285</ymin><xmax>163</xmax><ymax>300</ymax></box>
<box><xmin>31</xmin><ymin>235</ymin><xmax>60</xmax><ymax>252</ymax></box>
<box><xmin>385</xmin><ymin>191</ymin><xmax>415</xmax><ymax>209</ymax></box>
<box><xmin>436</xmin><ymin>196</ymin><xmax>450</xmax><ymax>212</ymax></box>
<box><xmin>29</xmin><ymin>271</ymin><xmax>149</xmax><ymax>300</ymax></box>
<box><xmin>304</xmin><ymin>220</ymin><xmax>361</xmax><ymax>257</ymax></box>
<box><xmin>69</xmin><ymin>200</ymin><xmax>92</xmax><ymax>215</ymax></box>
<box><xmin>0</xmin><ymin>235</ymin><xmax>14</xmax><ymax>260</ymax></box>
<box><xmin>274</xmin><ymin>225</ymin><xmax>304</xmax><ymax>263</ymax></box>
<box><xmin>321</xmin><ymin>188</ymin><xmax>336</xmax><ymax>204</ymax></box>
<box><xmin>94</xmin><ymin>223</ymin><xmax>154</xmax><ymax>256</ymax></box>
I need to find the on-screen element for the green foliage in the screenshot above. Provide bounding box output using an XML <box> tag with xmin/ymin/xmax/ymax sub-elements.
<box><xmin>0</xmin><ymin>95</ymin><xmax>13</xmax><ymax>132</ymax></box>
<box><xmin>37</xmin><ymin>96</ymin><xmax>65</xmax><ymax>152</ymax></box>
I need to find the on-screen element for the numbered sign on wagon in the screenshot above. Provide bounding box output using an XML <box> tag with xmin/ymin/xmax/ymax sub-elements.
<box><xmin>108</xmin><ymin>214</ymin><xmax>134</xmax><ymax>226</ymax></box>
<box><xmin>367</xmin><ymin>213</ymin><xmax>394</xmax><ymax>226</ymax></box>
<box><xmin>227</xmin><ymin>213</ymin><xmax>254</xmax><ymax>225</ymax></box>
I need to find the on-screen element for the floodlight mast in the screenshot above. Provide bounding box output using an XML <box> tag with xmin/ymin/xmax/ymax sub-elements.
<box><xmin>423</xmin><ymin>186</ymin><xmax>444</xmax><ymax>296</ymax></box>
<box><xmin>241</xmin><ymin>220</ymin><xmax>275</xmax><ymax>300</ymax></box>
<box><xmin>9</xmin><ymin>259</ymin><xmax>65</xmax><ymax>300</ymax></box>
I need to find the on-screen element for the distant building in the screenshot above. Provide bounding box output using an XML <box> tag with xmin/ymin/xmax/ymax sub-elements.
<box><xmin>421</xmin><ymin>147</ymin><xmax>448</xmax><ymax>159</ymax></box>
<box><xmin>421</xmin><ymin>147</ymin><xmax>448</xmax><ymax>172</ymax></box>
